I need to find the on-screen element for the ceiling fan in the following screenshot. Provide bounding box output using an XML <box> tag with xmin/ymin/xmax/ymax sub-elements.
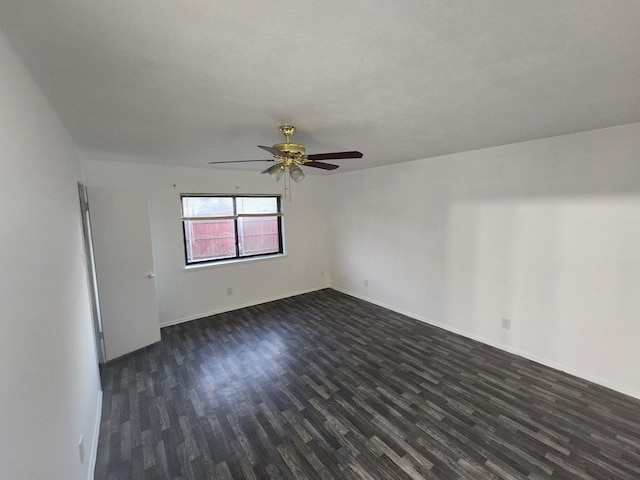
<box><xmin>208</xmin><ymin>125</ymin><xmax>363</xmax><ymax>183</ymax></box>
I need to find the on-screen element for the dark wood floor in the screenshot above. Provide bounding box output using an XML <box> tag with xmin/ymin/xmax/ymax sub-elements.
<box><xmin>95</xmin><ymin>289</ymin><xmax>640</xmax><ymax>479</ymax></box>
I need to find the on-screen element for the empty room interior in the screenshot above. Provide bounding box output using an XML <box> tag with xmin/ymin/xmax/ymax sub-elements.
<box><xmin>2</xmin><ymin>1</ymin><xmax>640</xmax><ymax>479</ymax></box>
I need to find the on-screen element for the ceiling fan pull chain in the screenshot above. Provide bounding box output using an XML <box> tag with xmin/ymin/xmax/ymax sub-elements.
<box><xmin>284</xmin><ymin>172</ymin><xmax>291</xmax><ymax>201</ymax></box>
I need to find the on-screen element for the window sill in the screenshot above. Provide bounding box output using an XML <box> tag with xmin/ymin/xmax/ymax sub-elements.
<box><xmin>183</xmin><ymin>253</ymin><xmax>286</xmax><ymax>272</ymax></box>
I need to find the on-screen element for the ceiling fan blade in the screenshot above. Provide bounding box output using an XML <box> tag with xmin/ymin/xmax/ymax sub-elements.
<box><xmin>306</xmin><ymin>150</ymin><xmax>363</xmax><ymax>161</ymax></box>
<box><xmin>304</xmin><ymin>161</ymin><xmax>340</xmax><ymax>170</ymax></box>
<box><xmin>258</xmin><ymin>145</ymin><xmax>283</xmax><ymax>156</ymax></box>
<box><xmin>208</xmin><ymin>159</ymin><xmax>270</xmax><ymax>165</ymax></box>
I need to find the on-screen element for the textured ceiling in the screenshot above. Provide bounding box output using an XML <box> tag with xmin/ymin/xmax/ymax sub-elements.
<box><xmin>2</xmin><ymin>1</ymin><xmax>640</xmax><ymax>173</ymax></box>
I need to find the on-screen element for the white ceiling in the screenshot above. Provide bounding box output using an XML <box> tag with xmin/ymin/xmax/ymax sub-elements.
<box><xmin>2</xmin><ymin>1</ymin><xmax>640</xmax><ymax>173</ymax></box>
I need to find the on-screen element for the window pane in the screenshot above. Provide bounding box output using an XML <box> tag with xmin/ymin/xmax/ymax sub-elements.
<box><xmin>184</xmin><ymin>219</ymin><xmax>236</xmax><ymax>262</ymax></box>
<box><xmin>182</xmin><ymin>196</ymin><xmax>234</xmax><ymax>217</ymax></box>
<box><xmin>236</xmin><ymin>196</ymin><xmax>278</xmax><ymax>215</ymax></box>
<box><xmin>238</xmin><ymin>216</ymin><xmax>280</xmax><ymax>256</ymax></box>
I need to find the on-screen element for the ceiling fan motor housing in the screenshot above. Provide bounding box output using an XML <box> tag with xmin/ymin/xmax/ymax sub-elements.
<box><xmin>272</xmin><ymin>142</ymin><xmax>306</xmax><ymax>156</ymax></box>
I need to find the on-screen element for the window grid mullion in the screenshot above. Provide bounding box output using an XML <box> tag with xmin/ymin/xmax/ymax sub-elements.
<box><xmin>181</xmin><ymin>213</ymin><xmax>282</xmax><ymax>221</ymax></box>
<box><xmin>233</xmin><ymin>197</ymin><xmax>240</xmax><ymax>258</ymax></box>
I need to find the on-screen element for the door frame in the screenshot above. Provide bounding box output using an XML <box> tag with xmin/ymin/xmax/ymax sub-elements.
<box><xmin>78</xmin><ymin>183</ymin><xmax>107</xmax><ymax>364</ymax></box>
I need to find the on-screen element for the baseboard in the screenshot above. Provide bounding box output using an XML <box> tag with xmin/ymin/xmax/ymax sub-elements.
<box><xmin>332</xmin><ymin>287</ymin><xmax>640</xmax><ymax>401</ymax></box>
<box><xmin>160</xmin><ymin>286</ymin><xmax>328</xmax><ymax>328</ymax></box>
<box><xmin>87</xmin><ymin>389</ymin><xmax>103</xmax><ymax>480</ymax></box>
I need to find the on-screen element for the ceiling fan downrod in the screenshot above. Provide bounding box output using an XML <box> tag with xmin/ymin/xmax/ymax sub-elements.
<box><xmin>272</xmin><ymin>125</ymin><xmax>306</xmax><ymax>158</ymax></box>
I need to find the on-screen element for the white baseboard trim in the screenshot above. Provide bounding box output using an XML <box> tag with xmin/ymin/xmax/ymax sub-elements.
<box><xmin>332</xmin><ymin>287</ymin><xmax>640</xmax><ymax>401</ymax></box>
<box><xmin>160</xmin><ymin>286</ymin><xmax>328</xmax><ymax>328</ymax></box>
<box><xmin>87</xmin><ymin>389</ymin><xmax>103</xmax><ymax>480</ymax></box>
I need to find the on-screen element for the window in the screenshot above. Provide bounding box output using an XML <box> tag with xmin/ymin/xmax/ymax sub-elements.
<box><xmin>181</xmin><ymin>195</ymin><xmax>283</xmax><ymax>265</ymax></box>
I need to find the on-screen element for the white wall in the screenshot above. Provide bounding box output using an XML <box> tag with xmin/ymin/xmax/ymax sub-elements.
<box><xmin>81</xmin><ymin>159</ymin><xmax>330</xmax><ymax>326</ymax></box>
<box><xmin>0</xmin><ymin>30</ymin><xmax>101</xmax><ymax>480</ymax></box>
<box><xmin>329</xmin><ymin>122</ymin><xmax>640</xmax><ymax>399</ymax></box>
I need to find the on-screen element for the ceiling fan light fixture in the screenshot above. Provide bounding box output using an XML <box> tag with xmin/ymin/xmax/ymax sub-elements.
<box><xmin>267</xmin><ymin>163</ymin><xmax>284</xmax><ymax>181</ymax></box>
<box><xmin>289</xmin><ymin>163</ymin><xmax>305</xmax><ymax>183</ymax></box>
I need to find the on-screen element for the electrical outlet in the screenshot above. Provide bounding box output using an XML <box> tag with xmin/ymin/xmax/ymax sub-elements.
<box><xmin>501</xmin><ymin>317</ymin><xmax>511</xmax><ymax>330</ymax></box>
<box><xmin>78</xmin><ymin>436</ymin><xmax>85</xmax><ymax>464</ymax></box>
<box><xmin>364</xmin><ymin>279</ymin><xmax>369</xmax><ymax>287</ymax></box>
<box><xmin>226</xmin><ymin>287</ymin><xmax>233</xmax><ymax>296</ymax></box>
